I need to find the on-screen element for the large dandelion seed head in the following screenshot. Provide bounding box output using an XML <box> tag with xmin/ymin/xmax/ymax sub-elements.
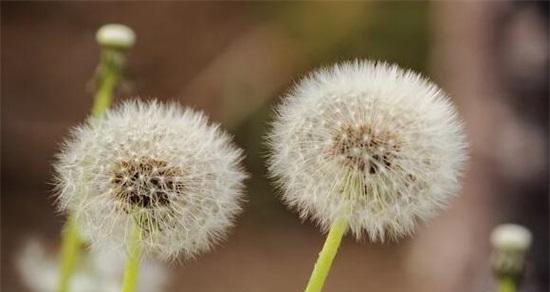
<box><xmin>267</xmin><ymin>60</ymin><xmax>467</xmax><ymax>241</ymax></box>
<box><xmin>55</xmin><ymin>100</ymin><xmax>246</xmax><ymax>260</ymax></box>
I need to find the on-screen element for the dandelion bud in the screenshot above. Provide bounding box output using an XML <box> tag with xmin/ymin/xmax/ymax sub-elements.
<box><xmin>96</xmin><ymin>24</ymin><xmax>136</xmax><ymax>50</ymax></box>
<box><xmin>55</xmin><ymin>100</ymin><xmax>246</xmax><ymax>260</ymax></box>
<box><xmin>490</xmin><ymin>224</ymin><xmax>532</xmax><ymax>279</ymax></box>
<box><xmin>267</xmin><ymin>60</ymin><xmax>467</xmax><ymax>241</ymax></box>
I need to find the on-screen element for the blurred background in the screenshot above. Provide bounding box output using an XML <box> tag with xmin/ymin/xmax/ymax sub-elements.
<box><xmin>1</xmin><ymin>1</ymin><xmax>548</xmax><ymax>292</ymax></box>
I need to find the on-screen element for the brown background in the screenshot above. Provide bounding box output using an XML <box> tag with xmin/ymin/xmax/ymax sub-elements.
<box><xmin>2</xmin><ymin>2</ymin><xmax>548</xmax><ymax>292</ymax></box>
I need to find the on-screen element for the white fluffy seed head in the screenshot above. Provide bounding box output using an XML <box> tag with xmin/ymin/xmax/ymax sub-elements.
<box><xmin>267</xmin><ymin>60</ymin><xmax>468</xmax><ymax>242</ymax></box>
<box><xmin>490</xmin><ymin>224</ymin><xmax>532</xmax><ymax>277</ymax></box>
<box><xmin>96</xmin><ymin>24</ymin><xmax>136</xmax><ymax>50</ymax></box>
<box><xmin>54</xmin><ymin>100</ymin><xmax>246</xmax><ymax>260</ymax></box>
<box><xmin>491</xmin><ymin>224</ymin><xmax>533</xmax><ymax>251</ymax></box>
<box><xmin>17</xmin><ymin>239</ymin><xmax>169</xmax><ymax>292</ymax></box>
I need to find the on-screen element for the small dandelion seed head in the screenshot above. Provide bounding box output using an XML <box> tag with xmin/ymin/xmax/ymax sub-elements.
<box><xmin>491</xmin><ymin>224</ymin><xmax>533</xmax><ymax>251</ymax></box>
<box><xmin>16</xmin><ymin>239</ymin><xmax>170</xmax><ymax>292</ymax></box>
<box><xmin>54</xmin><ymin>100</ymin><xmax>247</xmax><ymax>260</ymax></box>
<box><xmin>490</xmin><ymin>224</ymin><xmax>532</xmax><ymax>278</ymax></box>
<box><xmin>96</xmin><ymin>24</ymin><xmax>136</xmax><ymax>50</ymax></box>
<box><xmin>267</xmin><ymin>60</ymin><xmax>468</xmax><ymax>242</ymax></box>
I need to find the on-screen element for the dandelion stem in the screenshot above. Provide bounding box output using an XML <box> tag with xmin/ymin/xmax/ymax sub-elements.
<box><xmin>56</xmin><ymin>45</ymin><xmax>127</xmax><ymax>292</ymax></box>
<box><xmin>122</xmin><ymin>220</ymin><xmax>142</xmax><ymax>292</ymax></box>
<box><xmin>56</xmin><ymin>214</ymin><xmax>80</xmax><ymax>292</ymax></box>
<box><xmin>304</xmin><ymin>217</ymin><xmax>348</xmax><ymax>292</ymax></box>
<box><xmin>497</xmin><ymin>277</ymin><xmax>517</xmax><ymax>292</ymax></box>
<box><xmin>92</xmin><ymin>68</ymin><xmax>116</xmax><ymax>116</ymax></box>
<box><xmin>92</xmin><ymin>49</ymin><xmax>124</xmax><ymax>116</ymax></box>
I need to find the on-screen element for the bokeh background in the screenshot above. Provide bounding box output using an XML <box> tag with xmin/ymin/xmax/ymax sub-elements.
<box><xmin>2</xmin><ymin>1</ymin><xmax>548</xmax><ymax>292</ymax></box>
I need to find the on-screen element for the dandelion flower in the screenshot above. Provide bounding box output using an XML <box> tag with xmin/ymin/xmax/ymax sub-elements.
<box><xmin>268</xmin><ymin>60</ymin><xmax>467</xmax><ymax>241</ymax></box>
<box><xmin>55</xmin><ymin>100</ymin><xmax>246</xmax><ymax>260</ymax></box>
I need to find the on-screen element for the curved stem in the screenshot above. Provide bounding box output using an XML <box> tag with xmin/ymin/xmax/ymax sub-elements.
<box><xmin>56</xmin><ymin>48</ymin><xmax>126</xmax><ymax>292</ymax></box>
<box><xmin>121</xmin><ymin>221</ymin><xmax>142</xmax><ymax>292</ymax></box>
<box><xmin>304</xmin><ymin>217</ymin><xmax>348</xmax><ymax>292</ymax></box>
<box><xmin>56</xmin><ymin>214</ymin><xmax>80</xmax><ymax>292</ymax></box>
<box><xmin>497</xmin><ymin>277</ymin><xmax>517</xmax><ymax>292</ymax></box>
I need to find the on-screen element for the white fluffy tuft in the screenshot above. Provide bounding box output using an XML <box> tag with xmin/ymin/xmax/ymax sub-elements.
<box><xmin>96</xmin><ymin>24</ymin><xmax>136</xmax><ymax>49</ymax></box>
<box><xmin>267</xmin><ymin>60</ymin><xmax>467</xmax><ymax>242</ymax></box>
<box><xmin>490</xmin><ymin>224</ymin><xmax>532</xmax><ymax>277</ymax></box>
<box><xmin>54</xmin><ymin>99</ymin><xmax>247</xmax><ymax>260</ymax></box>
<box><xmin>491</xmin><ymin>224</ymin><xmax>533</xmax><ymax>251</ymax></box>
<box><xmin>17</xmin><ymin>239</ymin><xmax>169</xmax><ymax>292</ymax></box>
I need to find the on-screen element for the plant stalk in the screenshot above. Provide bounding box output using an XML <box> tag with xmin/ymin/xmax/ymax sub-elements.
<box><xmin>497</xmin><ymin>277</ymin><xmax>517</xmax><ymax>292</ymax></box>
<box><xmin>121</xmin><ymin>220</ymin><xmax>142</xmax><ymax>292</ymax></box>
<box><xmin>92</xmin><ymin>49</ymin><xmax>124</xmax><ymax>116</ymax></box>
<box><xmin>304</xmin><ymin>217</ymin><xmax>348</xmax><ymax>292</ymax></box>
<box><xmin>56</xmin><ymin>214</ymin><xmax>80</xmax><ymax>292</ymax></box>
<box><xmin>56</xmin><ymin>47</ymin><xmax>126</xmax><ymax>292</ymax></box>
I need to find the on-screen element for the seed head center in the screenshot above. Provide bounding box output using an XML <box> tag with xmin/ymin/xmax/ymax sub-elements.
<box><xmin>331</xmin><ymin>124</ymin><xmax>400</xmax><ymax>174</ymax></box>
<box><xmin>110</xmin><ymin>157</ymin><xmax>185</xmax><ymax>210</ymax></box>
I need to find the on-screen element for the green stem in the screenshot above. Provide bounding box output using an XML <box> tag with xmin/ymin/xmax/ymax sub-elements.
<box><xmin>497</xmin><ymin>277</ymin><xmax>517</xmax><ymax>292</ymax></box>
<box><xmin>57</xmin><ymin>214</ymin><xmax>80</xmax><ymax>292</ymax></box>
<box><xmin>304</xmin><ymin>217</ymin><xmax>348</xmax><ymax>292</ymax></box>
<box><xmin>92</xmin><ymin>49</ymin><xmax>123</xmax><ymax>117</ymax></box>
<box><xmin>92</xmin><ymin>69</ymin><xmax>116</xmax><ymax>116</ymax></box>
<box><xmin>56</xmin><ymin>47</ymin><xmax>126</xmax><ymax>292</ymax></box>
<box><xmin>121</xmin><ymin>221</ymin><xmax>142</xmax><ymax>292</ymax></box>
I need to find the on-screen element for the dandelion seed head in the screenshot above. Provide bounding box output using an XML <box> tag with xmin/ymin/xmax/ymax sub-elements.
<box><xmin>54</xmin><ymin>100</ymin><xmax>246</xmax><ymax>260</ymax></box>
<box><xmin>490</xmin><ymin>224</ymin><xmax>532</xmax><ymax>278</ymax></box>
<box><xmin>491</xmin><ymin>224</ymin><xmax>532</xmax><ymax>251</ymax></box>
<box><xmin>96</xmin><ymin>24</ymin><xmax>136</xmax><ymax>50</ymax></box>
<box><xmin>17</xmin><ymin>239</ymin><xmax>169</xmax><ymax>292</ymax></box>
<box><xmin>267</xmin><ymin>60</ymin><xmax>467</xmax><ymax>241</ymax></box>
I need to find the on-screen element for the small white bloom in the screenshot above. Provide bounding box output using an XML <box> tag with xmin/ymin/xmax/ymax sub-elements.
<box><xmin>490</xmin><ymin>224</ymin><xmax>532</xmax><ymax>277</ymax></box>
<box><xmin>55</xmin><ymin>100</ymin><xmax>246</xmax><ymax>260</ymax></box>
<box><xmin>96</xmin><ymin>24</ymin><xmax>136</xmax><ymax>49</ymax></box>
<box><xmin>267</xmin><ymin>60</ymin><xmax>467</xmax><ymax>241</ymax></box>
<box><xmin>17</xmin><ymin>239</ymin><xmax>169</xmax><ymax>292</ymax></box>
